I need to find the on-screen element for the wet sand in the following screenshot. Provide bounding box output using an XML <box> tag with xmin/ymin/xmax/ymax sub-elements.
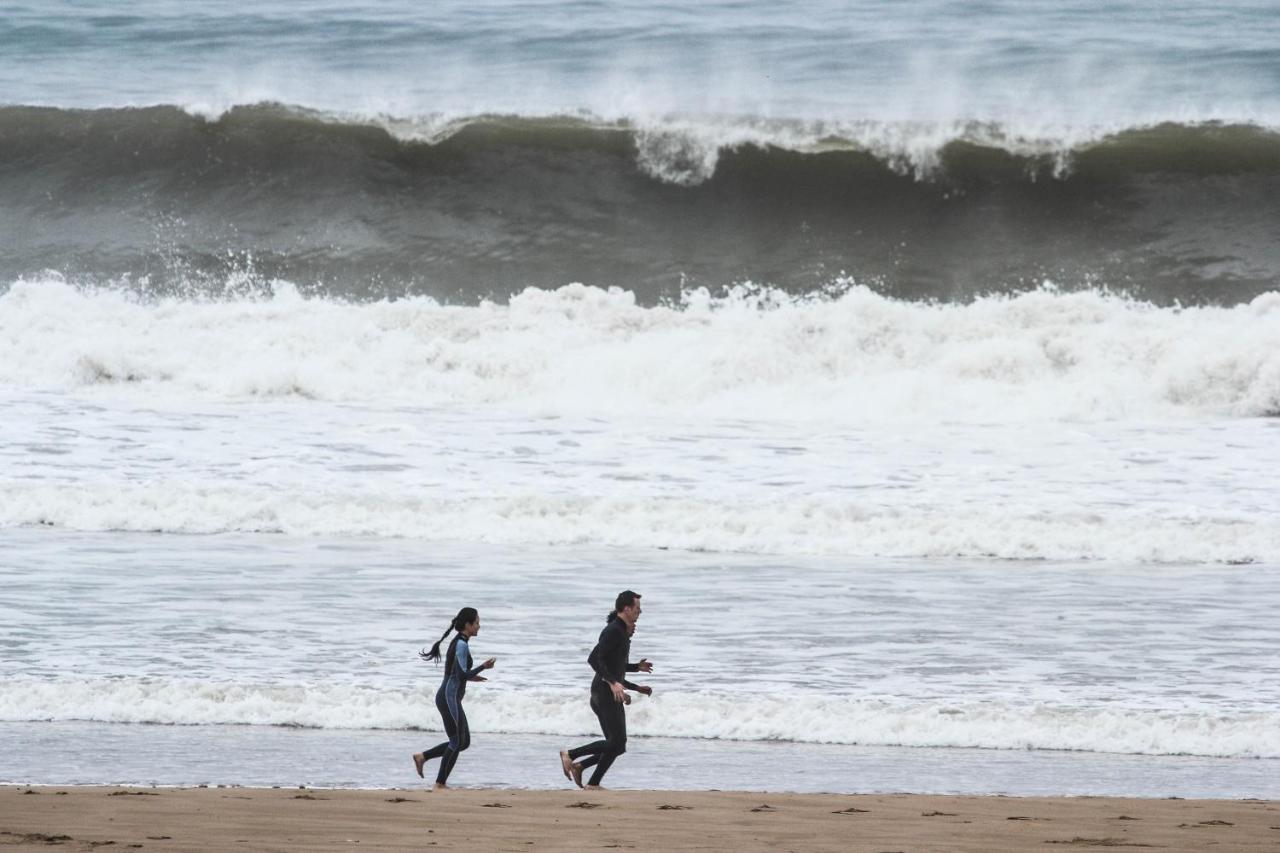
<box><xmin>2</xmin><ymin>785</ymin><xmax>1277</xmax><ymax>852</ymax></box>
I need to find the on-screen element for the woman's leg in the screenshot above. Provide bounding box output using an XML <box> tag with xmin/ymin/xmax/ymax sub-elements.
<box><xmin>414</xmin><ymin>689</ymin><xmax>457</xmax><ymax>776</ymax></box>
<box><xmin>435</xmin><ymin>685</ymin><xmax>469</xmax><ymax>785</ymax></box>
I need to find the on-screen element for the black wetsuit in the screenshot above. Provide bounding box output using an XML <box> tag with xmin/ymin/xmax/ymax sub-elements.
<box><xmin>567</xmin><ymin>617</ymin><xmax>642</xmax><ymax>786</ymax></box>
<box><xmin>420</xmin><ymin>636</ymin><xmax>486</xmax><ymax>784</ymax></box>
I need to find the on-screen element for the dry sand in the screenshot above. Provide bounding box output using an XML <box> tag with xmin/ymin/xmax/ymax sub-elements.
<box><xmin>2</xmin><ymin>785</ymin><xmax>1278</xmax><ymax>852</ymax></box>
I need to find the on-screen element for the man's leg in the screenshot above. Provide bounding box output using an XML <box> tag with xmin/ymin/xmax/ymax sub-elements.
<box><xmin>567</xmin><ymin>692</ymin><xmax>612</xmax><ymax>764</ymax></box>
<box><xmin>585</xmin><ymin>699</ymin><xmax>626</xmax><ymax>787</ymax></box>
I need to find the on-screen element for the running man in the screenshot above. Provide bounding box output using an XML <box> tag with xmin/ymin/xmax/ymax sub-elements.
<box><xmin>559</xmin><ymin>590</ymin><xmax>653</xmax><ymax>789</ymax></box>
<box><xmin>413</xmin><ymin>607</ymin><xmax>496</xmax><ymax>789</ymax></box>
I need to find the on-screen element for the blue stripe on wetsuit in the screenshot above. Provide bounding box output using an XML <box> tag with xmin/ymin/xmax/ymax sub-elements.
<box><xmin>440</xmin><ymin>637</ymin><xmax>484</xmax><ymax>756</ymax></box>
<box><xmin>445</xmin><ymin>637</ymin><xmax>486</xmax><ymax>721</ymax></box>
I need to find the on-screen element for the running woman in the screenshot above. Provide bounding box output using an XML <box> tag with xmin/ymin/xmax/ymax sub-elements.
<box><xmin>412</xmin><ymin>607</ymin><xmax>495</xmax><ymax>789</ymax></box>
<box><xmin>560</xmin><ymin>590</ymin><xmax>653</xmax><ymax>789</ymax></box>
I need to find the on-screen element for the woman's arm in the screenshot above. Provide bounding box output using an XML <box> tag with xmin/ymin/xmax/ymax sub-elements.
<box><xmin>456</xmin><ymin>640</ymin><xmax>489</xmax><ymax>680</ymax></box>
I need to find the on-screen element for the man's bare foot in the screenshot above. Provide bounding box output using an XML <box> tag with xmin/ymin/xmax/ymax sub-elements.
<box><xmin>559</xmin><ymin>750</ymin><xmax>573</xmax><ymax>780</ymax></box>
<box><xmin>570</xmin><ymin>762</ymin><xmax>584</xmax><ymax>789</ymax></box>
<box><xmin>433</xmin><ymin>782</ymin><xmax>448</xmax><ymax>791</ymax></box>
<box><xmin>412</xmin><ymin>753</ymin><xmax>426</xmax><ymax>779</ymax></box>
<box><xmin>584</xmin><ymin>784</ymin><xmax>603</xmax><ymax>790</ymax></box>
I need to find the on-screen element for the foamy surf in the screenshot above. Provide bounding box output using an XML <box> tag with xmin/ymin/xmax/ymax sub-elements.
<box><xmin>2</xmin><ymin>483</ymin><xmax>1277</xmax><ymax>564</ymax></box>
<box><xmin>3</xmin><ymin>279</ymin><xmax>1279</xmax><ymax>421</ymax></box>
<box><xmin>2</xmin><ymin>678</ymin><xmax>1275</xmax><ymax>759</ymax></box>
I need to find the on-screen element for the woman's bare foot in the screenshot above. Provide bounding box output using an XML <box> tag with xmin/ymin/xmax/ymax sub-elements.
<box><xmin>412</xmin><ymin>753</ymin><xmax>426</xmax><ymax>779</ymax></box>
<box><xmin>433</xmin><ymin>782</ymin><xmax>448</xmax><ymax>791</ymax></box>
<box><xmin>570</xmin><ymin>762</ymin><xmax>585</xmax><ymax>789</ymax></box>
<box><xmin>559</xmin><ymin>750</ymin><xmax>573</xmax><ymax>780</ymax></box>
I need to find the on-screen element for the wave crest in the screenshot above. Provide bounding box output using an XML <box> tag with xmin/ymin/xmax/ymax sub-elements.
<box><xmin>3</xmin><ymin>105</ymin><xmax>1279</xmax><ymax>304</ymax></box>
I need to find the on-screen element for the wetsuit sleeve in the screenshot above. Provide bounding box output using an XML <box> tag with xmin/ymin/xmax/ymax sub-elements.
<box><xmin>587</xmin><ymin>624</ymin><xmax>621</xmax><ymax>683</ymax></box>
<box><xmin>457</xmin><ymin>640</ymin><xmax>486</xmax><ymax>679</ymax></box>
<box><xmin>626</xmin><ymin>662</ymin><xmax>640</xmax><ymax>672</ymax></box>
<box><xmin>621</xmin><ymin>679</ymin><xmax>641</xmax><ymax>691</ymax></box>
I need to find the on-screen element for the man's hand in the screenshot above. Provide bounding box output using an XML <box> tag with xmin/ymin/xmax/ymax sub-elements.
<box><xmin>610</xmin><ymin>681</ymin><xmax>627</xmax><ymax>703</ymax></box>
<box><xmin>470</xmin><ymin>675</ymin><xmax>488</xmax><ymax>682</ymax></box>
<box><xmin>637</xmin><ymin>658</ymin><xmax>653</xmax><ymax>673</ymax></box>
<box><xmin>634</xmin><ymin>685</ymin><xmax>653</xmax><ymax>696</ymax></box>
<box><xmin>483</xmin><ymin>657</ymin><xmax>496</xmax><ymax>669</ymax></box>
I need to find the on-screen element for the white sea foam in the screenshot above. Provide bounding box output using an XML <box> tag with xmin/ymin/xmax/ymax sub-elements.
<box><xmin>5</xmin><ymin>277</ymin><xmax>1279</xmax><ymax>562</ymax></box>
<box><xmin>1</xmin><ymin>483</ymin><xmax>1276</xmax><ymax>564</ymax></box>
<box><xmin>3</xmin><ymin>278</ymin><xmax>1279</xmax><ymax>422</ymax></box>
<box><xmin>1</xmin><ymin>678</ymin><xmax>1274</xmax><ymax>759</ymax></box>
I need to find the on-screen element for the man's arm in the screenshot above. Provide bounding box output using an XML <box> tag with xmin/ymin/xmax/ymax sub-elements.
<box><xmin>622</xmin><ymin>679</ymin><xmax>652</xmax><ymax>696</ymax></box>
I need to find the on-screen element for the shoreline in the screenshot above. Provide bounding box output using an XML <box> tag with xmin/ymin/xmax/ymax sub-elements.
<box><xmin>6</xmin><ymin>721</ymin><xmax>1278</xmax><ymax>799</ymax></box>
<box><xmin>3</xmin><ymin>786</ymin><xmax>1277</xmax><ymax>852</ymax></box>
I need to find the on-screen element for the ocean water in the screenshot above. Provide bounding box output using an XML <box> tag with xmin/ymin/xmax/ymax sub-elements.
<box><xmin>2</xmin><ymin>0</ymin><xmax>1279</xmax><ymax>795</ymax></box>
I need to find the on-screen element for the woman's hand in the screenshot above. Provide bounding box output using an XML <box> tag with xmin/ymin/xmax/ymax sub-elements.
<box><xmin>470</xmin><ymin>675</ymin><xmax>488</xmax><ymax>682</ymax></box>
<box><xmin>637</xmin><ymin>658</ymin><xmax>654</xmax><ymax>673</ymax></box>
<box><xmin>483</xmin><ymin>657</ymin><xmax>496</xmax><ymax>669</ymax></box>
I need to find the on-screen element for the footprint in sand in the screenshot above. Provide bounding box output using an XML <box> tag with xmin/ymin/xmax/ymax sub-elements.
<box><xmin>1043</xmin><ymin>838</ymin><xmax>1154</xmax><ymax>847</ymax></box>
<box><xmin>750</xmin><ymin>804</ymin><xmax>776</xmax><ymax>813</ymax></box>
<box><xmin>1</xmin><ymin>833</ymin><xmax>73</xmax><ymax>844</ymax></box>
<box><xmin>657</xmin><ymin>804</ymin><xmax>692</xmax><ymax>810</ymax></box>
<box><xmin>832</xmin><ymin>807</ymin><xmax>869</xmax><ymax>815</ymax></box>
<box><xmin>567</xmin><ymin>801</ymin><xmax>603</xmax><ymax>809</ymax></box>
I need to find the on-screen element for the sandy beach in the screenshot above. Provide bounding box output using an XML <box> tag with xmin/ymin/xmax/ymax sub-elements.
<box><xmin>1</xmin><ymin>785</ymin><xmax>1276</xmax><ymax>852</ymax></box>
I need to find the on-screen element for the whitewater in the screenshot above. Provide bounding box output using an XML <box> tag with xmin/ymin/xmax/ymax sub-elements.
<box><xmin>3</xmin><ymin>280</ymin><xmax>1279</xmax><ymax>564</ymax></box>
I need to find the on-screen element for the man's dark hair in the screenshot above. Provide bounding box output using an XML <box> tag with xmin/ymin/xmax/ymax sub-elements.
<box><xmin>606</xmin><ymin>590</ymin><xmax>641</xmax><ymax>622</ymax></box>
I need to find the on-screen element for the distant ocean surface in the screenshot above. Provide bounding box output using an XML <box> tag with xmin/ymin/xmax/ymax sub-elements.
<box><xmin>2</xmin><ymin>0</ymin><xmax>1278</xmax><ymax>795</ymax></box>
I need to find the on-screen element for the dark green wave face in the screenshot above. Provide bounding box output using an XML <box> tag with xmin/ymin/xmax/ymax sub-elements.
<box><xmin>3</xmin><ymin>105</ymin><xmax>1280</xmax><ymax>306</ymax></box>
